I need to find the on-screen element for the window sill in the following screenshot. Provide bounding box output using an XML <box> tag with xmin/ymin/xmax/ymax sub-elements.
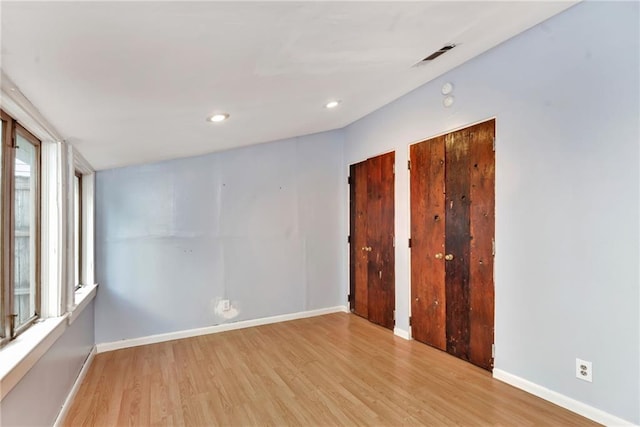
<box><xmin>0</xmin><ymin>283</ymin><xmax>98</xmax><ymax>401</ymax></box>
<box><xmin>69</xmin><ymin>283</ymin><xmax>98</xmax><ymax>325</ymax></box>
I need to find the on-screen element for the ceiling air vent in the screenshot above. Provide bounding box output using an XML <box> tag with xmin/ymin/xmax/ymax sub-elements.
<box><xmin>420</xmin><ymin>44</ymin><xmax>457</xmax><ymax>62</ymax></box>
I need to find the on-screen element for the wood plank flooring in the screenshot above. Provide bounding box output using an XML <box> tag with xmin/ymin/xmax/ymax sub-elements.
<box><xmin>64</xmin><ymin>313</ymin><xmax>597</xmax><ymax>426</ymax></box>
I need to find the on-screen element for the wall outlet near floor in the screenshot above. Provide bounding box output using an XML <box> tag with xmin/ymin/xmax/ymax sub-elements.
<box><xmin>221</xmin><ymin>299</ymin><xmax>230</xmax><ymax>311</ymax></box>
<box><xmin>576</xmin><ymin>358</ymin><xmax>592</xmax><ymax>382</ymax></box>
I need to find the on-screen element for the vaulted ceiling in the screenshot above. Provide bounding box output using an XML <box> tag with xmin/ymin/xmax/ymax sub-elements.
<box><xmin>1</xmin><ymin>1</ymin><xmax>577</xmax><ymax>170</ymax></box>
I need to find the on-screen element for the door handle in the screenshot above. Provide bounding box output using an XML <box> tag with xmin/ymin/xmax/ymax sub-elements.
<box><xmin>434</xmin><ymin>253</ymin><xmax>443</xmax><ymax>259</ymax></box>
<box><xmin>445</xmin><ymin>254</ymin><xmax>454</xmax><ymax>261</ymax></box>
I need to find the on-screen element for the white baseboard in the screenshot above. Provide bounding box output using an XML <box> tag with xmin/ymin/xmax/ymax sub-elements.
<box><xmin>53</xmin><ymin>345</ymin><xmax>96</xmax><ymax>427</ymax></box>
<box><xmin>493</xmin><ymin>368</ymin><xmax>637</xmax><ymax>426</ymax></box>
<box><xmin>97</xmin><ymin>305</ymin><xmax>349</xmax><ymax>353</ymax></box>
<box><xmin>393</xmin><ymin>327</ymin><xmax>411</xmax><ymax>340</ymax></box>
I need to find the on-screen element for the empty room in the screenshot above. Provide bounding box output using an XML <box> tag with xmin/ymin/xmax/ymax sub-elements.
<box><xmin>0</xmin><ymin>1</ymin><xmax>638</xmax><ymax>426</ymax></box>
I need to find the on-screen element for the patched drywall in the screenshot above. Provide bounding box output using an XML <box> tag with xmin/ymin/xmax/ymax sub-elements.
<box><xmin>95</xmin><ymin>131</ymin><xmax>346</xmax><ymax>343</ymax></box>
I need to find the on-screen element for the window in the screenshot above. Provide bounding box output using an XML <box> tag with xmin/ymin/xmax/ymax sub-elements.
<box><xmin>0</xmin><ymin>83</ymin><xmax>98</xmax><ymax>396</ymax></box>
<box><xmin>72</xmin><ymin>145</ymin><xmax>96</xmax><ymax>304</ymax></box>
<box><xmin>1</xmin><ymin>110</ymin><xmax>41</xmax><ymax>342</ymax></box>
<box><xmin>1</xmin><ymin>118</ymin><xmax>4</xmax><ymax>340</ymax></box>
<box><xmin>73</xmin><ymin>171</ymin><xmax>82</xmax><ymax>290</ymax></box>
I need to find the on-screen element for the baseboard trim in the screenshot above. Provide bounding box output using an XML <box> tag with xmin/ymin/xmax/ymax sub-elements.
<box><xmin>97</xmin><ymin>305</ymin><xmax>350</xmax><ymax>353</ymax></box>
<box><xmin>393</xmin><ymin>327</ymin><xmax>411</xmax><ymax>340</ymax></box>
<box><xmin>53</xmin><ymin>345</ymin><xmax>96</xmax><ymax>427</ymax></box>
<box><xmin>493</xmin><ymin>368</ymin><xmax>636</xmax><ymax>426</ymax></box>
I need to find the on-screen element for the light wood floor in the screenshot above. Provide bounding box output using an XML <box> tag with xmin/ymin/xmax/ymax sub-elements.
<box><xmin>64</xmin><ymin>313</ymin><xmax>597</xmax><ymax>426</ymax></box>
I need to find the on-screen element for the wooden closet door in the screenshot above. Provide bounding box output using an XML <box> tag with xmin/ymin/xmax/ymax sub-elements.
<box><xmin>349</xmin><ymin>152</ymin><xmax>395</xmax><ymax>330</ymax></box>
<box><xmin>410</xmin><ymin>137</ymin><xmax>446</xmax><ymax>349</ymax></box>
<box><xmin>467</xmin><ymin>122</ymin><xmax>495</xmax><ymax>369</ymax></box>
<box><xmin>444</xmin><ymin>128</ymin><xmax>472</xmax><ymax>360</ymax></box>
<box><xmin>350</xmin><ymin>161</ymin><xmax>369</xmax><ymax>318</ymax></box>
<box><xmin>410</xmin><ymin>119</ymin><xmax>495</xmax><ymax>371</ymax></box>
<box><xmin>366</xmin><ymin>152</ymin><xmax>395</xmax><ymax>329</ymax></box>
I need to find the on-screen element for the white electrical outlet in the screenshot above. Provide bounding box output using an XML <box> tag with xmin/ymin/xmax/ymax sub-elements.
<box><xmin>221</xmin><ymin>299</ymin><xmax>230</xmax><ymax>311</ymax></box>
<box><xmin>576</xmin><ymin>358</ymin><xmax>592</xmax><ymax>382</ymax></box>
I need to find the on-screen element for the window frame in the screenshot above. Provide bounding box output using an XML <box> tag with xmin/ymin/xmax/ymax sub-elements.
<box><xmin>70</xmin><ymin>146</ymin><xmax>96</xmax><ymax>310</ymax></box>
<box><xmin>73</xmin><ymin>170</ymin><xmax>83</xmax><ymax>291</ymax></box>
<box><xmin>1</xmin><ymin>110</ymin><xmax>11</xmax><ymax>342</ymax></box>
<box><xmin>1</xmin><ymin>110</ymin><xmax>42</xmax><ymax>344</ymax></box>
<box><xmin>0</xmin><ymin>75</ymin><xmax>98</xmax><ymax>400</ymax></box>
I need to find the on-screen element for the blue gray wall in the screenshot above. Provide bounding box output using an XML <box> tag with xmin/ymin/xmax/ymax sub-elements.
<box><xmin>95</xmin><ymin>131</ymin><xmax>346</xmax><ymax>343</ymax></box>
<box><xmin>0</xmin><ymin>302</ymin><xmax>95</xmax><ymax>427</ymax></box>
<box><xmin>344</xmin><ymin>1</ymin><xmax>639</xmax><ymax>423</ymax></box>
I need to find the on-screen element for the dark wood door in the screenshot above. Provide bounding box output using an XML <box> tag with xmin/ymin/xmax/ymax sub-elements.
<box><xmin>350</xmin><ymin>160</ymin><xmax>369</xmax><ymax>319</ymax></box>
<box><xmin>409</xmin><ymin>135</ymin><xmax>446</xmax><ymax>350</ymax></box>
<box><xmin>349</xmin><ymin>152</ymin><xmax>395</xmax><ymax>330</ymax></box>
<box><xmin>410</xmin><ymin>120</ymin><xmax>495</xmax><ymax>370</ymax></box>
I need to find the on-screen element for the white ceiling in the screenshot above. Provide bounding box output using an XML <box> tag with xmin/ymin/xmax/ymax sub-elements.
<box><xmin>1</xmin><ymin>1</ymin><xmax>576</xmax><ymax>170</ymax></box>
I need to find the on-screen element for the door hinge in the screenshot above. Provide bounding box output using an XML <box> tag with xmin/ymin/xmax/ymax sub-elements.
<box><xmin>492</xmin><ymin>137</ymin><xmax>496</xmax><ymax>151</ymax></box>
<box><xmin>409</xmin><ymin>316</ymin><xmax>412</xmax><ymax>326</ymax></box>
<box><xmin>348</xmin><ymin>176</ymin><xmax>352</xmax><ymax>184</ymax></box>
<box><xmin>393</xmin><ymin>163</ymin><xmax>395</xmax><ymax>174</ymax></box>
<box><xmin>348</xmin><ymin>235</ymin><xmax>351</xmax><ymax>244</ymax></box>
<box><xmin>407</xmin><ymin>160</ymin><xmax>411</xmax><ymax>170</ymax></box>
<box><xmin>348</xmin><ymin>294</ymin><xmax>352</xmax><ymax>302</ymax></box>
<box><xmin>492</xmin><ymin>343</ymin><xmax>495</xmax><ymax>358</ymax></box>
<box><xmin>408</xmin><ymin>238</ymin><xmax>412</xmax><ymax>248</ymax></box>
<box><xmin>492</xmin><ymin>238</ymin><xmax>495</xmax><ymax>256</ymax></box>
<box><xmin>393</xmin><ymin>310</ymin><xmax>396</xmax><ymax>320</ymax></box>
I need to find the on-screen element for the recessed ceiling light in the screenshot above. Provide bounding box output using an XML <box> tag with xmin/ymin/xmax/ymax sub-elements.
<box><xmin>208</xmin><ymin>113</ymin><xmax>229</xmax><ymax>123</ymax></box>
<box><xmin>325</xmin><ymin>100</ymin><xmax>341</xmax><ymax>109</ymax></box>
